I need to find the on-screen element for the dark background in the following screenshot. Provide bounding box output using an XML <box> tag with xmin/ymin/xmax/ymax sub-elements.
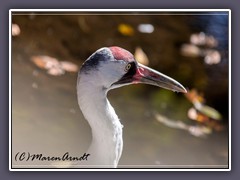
<box><xmin>0</xmin><ymin>0</ymin><xmax>239</xmax><ymax>180</ymax></box>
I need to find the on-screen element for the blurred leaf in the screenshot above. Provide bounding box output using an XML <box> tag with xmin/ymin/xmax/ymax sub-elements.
<box><xmin>137</xmin><ymin>24</ymin><xmax>154</xmax><ymax>33</ymax></box>
<box><xmin>31</xmin><ymin>55</ymin><xmax>59</xmax><ymax>70</ymax></box>
<box><xmin>60</xmin><ymin>61</ymin><xmax>79</xmax><ymax>72</ymax></box>
<box><xmin>190</xmin><ymin>32</ymin><xmax>218</xmax><ymax>48</ymax></box>
<box><xmin>188</xmin><ymin>125</ymin><xmax>212</xmax><ymax>137</ymax></box>
<box><xmin>155</xmin><ymin>113</ymin><xmax>188</xmax><ymax>130</ymax></box>
<box><xmin>180</xmin><ymin>44</ymin><xmax>202</xmax><ymax>58</ymax></box>
<box><xmin>185</xmin><ymin>89</ymin><xmax>205</xmax><ymax>104</ymax></box>
<box><xmin>185</xmin><ymin>89</ymin><xmax>222</xmax><ymax>121</ymax></box>
<box><xmin>155</xmin><ymin>113</ymin><xmax>212</xmax><ymax>138</ymax></box>
<box><xmin>118</xmin><ymin>23</ymin><xmax>134</xmax><ymax>36</ymax></box>
<box><xmin>134</xmin><ymin>47</ymin><xmax>149</xmax><ymax>65</ymax></box>
<box><xmin>12</xmin><ymin>24</ymin><xmax>21</xmax><ymax>36</ymax></box>
<box><xmin>47</xmin><ymin>67</ymin><xmax>65</xmax><ymax>76</ymax></box>
<box><xmin>203</xmin><ymin>49</ymin><xmax>221</xmax><ymax>65</ymax></box>
<box><xmin>187</xmin><ymin>107</ymin><xmax>209</xmax><ymax>123</ymax></box>
<box><xmin>196</xmin><ymin>104</ymin><xmax>222</xmax><ymax>120</ymax></box>
<box><xmin>31</xmin><ymin>55</ymin><xmax>78</xmax><ymax>76</ymax></box>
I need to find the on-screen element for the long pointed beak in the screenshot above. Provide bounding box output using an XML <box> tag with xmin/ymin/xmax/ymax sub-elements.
<box><xmin>133</xmin><ymin>63</ymin><xmax>187</xmax><ymax>93</ymax></box>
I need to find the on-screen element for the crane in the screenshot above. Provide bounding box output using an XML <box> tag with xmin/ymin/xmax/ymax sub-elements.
<box><xmin>77</xmin><ymin>46</ymin><xmax>187</xmax><ymax>168</ymax></box>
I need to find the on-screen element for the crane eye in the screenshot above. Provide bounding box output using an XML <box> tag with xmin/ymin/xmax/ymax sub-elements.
<box><xmin>125</xmin><ymin>63</ymin><xmax>132</xmax><ymax>72</ymax></box>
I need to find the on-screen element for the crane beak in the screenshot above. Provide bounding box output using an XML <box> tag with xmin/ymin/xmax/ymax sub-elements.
<box><xmin>133</xmin><ymin>63</ymin><xmax>187</xmax><ymax>93</ymax></box>
<box><xmin>112</xmin><ymin>63</ymin><xmax>187</xmax><ymax>93</ymax></box>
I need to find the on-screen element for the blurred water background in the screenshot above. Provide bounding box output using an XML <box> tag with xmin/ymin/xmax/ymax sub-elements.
<box><xmin>11</xmin><ymin>11</ymin><xmax>229</xmax><ymax>168</ymax></box>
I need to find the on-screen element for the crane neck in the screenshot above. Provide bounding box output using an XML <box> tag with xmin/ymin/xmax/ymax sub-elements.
<box><xmin>77</xmin><ymin>77</ymin><xmax>123</xmax><ymax>168</ymax></box>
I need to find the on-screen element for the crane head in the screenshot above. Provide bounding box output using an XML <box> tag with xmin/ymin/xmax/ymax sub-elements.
<box><xmin>80</xmin><ymin>46</ymin><xmax>187</xmax><ymax>93</ymax></box>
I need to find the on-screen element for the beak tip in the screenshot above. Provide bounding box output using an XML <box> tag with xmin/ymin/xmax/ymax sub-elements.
<box><xmin>175</xmin><ymin>85</ymin><xmax>188</xmax><ymax>94</ymax></box>
<box><xmin>182</xmin><ymin>88</ymin><xmax>188</xmax><ymax>94</ymax></box>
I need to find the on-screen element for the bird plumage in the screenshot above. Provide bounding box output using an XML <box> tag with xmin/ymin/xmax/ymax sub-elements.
<box><xmin>77</xmin><ymin>46</ymin><xmax>187</xmax><ymax>168</ymax></box>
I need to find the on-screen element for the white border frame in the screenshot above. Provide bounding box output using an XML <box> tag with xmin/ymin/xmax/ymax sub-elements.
<box><xmin>9</xmin><ymin>9</ymin><xmax>231</xmax><ymax>171</ymax></box>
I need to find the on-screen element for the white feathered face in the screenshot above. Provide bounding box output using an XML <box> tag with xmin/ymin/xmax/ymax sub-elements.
<box><xmin>97</xmin><ymin>59</ymin><xmax>136</xmax><ymax>89</ymax></box>
<box><xmin>80</xmin><ymin>46</ymin><xmax>187</xmax><ymax>93</ymax></box>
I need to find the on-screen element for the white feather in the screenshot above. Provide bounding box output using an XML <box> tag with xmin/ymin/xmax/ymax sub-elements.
<box><xmin>77</xmin><ymin>63</ymin><xmax>123</xmax><ymax>168</ymax></box>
